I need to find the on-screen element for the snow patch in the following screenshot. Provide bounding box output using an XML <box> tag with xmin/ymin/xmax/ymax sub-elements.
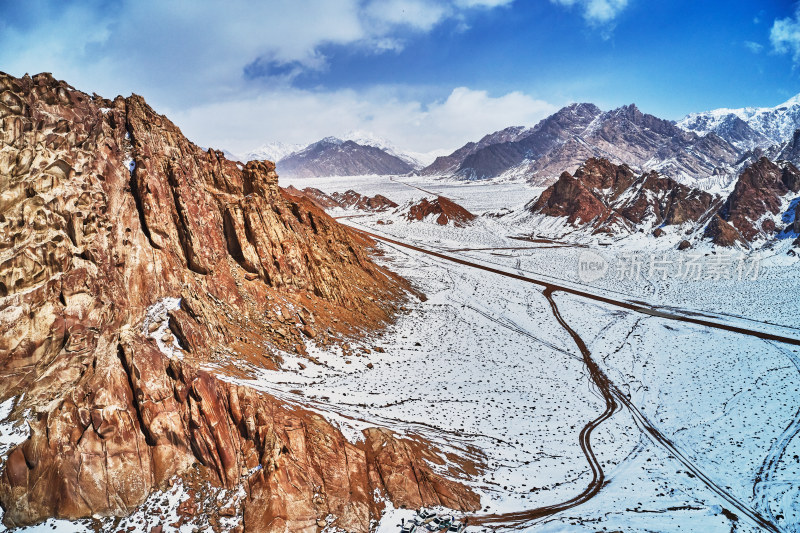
<box><xmin>143</xmin><ymin>297</ymin><xmax>184</xmax><ymax>359</ymax></box>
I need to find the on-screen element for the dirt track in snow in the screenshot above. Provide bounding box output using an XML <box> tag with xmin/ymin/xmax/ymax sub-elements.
<box><xmin>352</xmin><ymin>226</ymin><xmax>788</xmax><ymax>532</ymax></box>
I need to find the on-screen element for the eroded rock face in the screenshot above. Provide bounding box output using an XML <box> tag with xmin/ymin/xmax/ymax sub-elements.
<box><xmin>527</xmin><ymin>158</ymin><xmax>721</xmax><ymax>234</ymax></box>
<box><xmin>704</xmin><ymin>215</ymin><xmax>745</xmax><ymax>247</ymax></box>
<box><xmin>329</xmin><ymin>190</ymin><xmax>398</xmax><ymax>211</ymax></box>
<box><xmin>286</xmin><ymin>187</ymin><xmax>397</xmax><ymax>212</ymax></box>
<box><xmin>405</xmin><ymin>196</ymin><xmax>476</xmax><ymax>227</ymax></box>
<box><xmin>794</xmin><ymin>202</ymin><xmax>800</xmax><ymax>234</ymax></box>
<box><xmin>0</xmin><ymin>72</ymin><xmax>479</xmax><ymax>531</ymax></box>
<box><xmin>712</xmin><ymin>157</ymin><xmax>800</xmax><ymax>244</ymax></box>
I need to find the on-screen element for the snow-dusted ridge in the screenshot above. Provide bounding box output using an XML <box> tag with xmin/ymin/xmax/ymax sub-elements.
<box><xmin>242</xmin><ymin>141</ymin><xmax>304</xmax><ymax>163</ymax></box>
<box><xmin>239</xmin><ymin>132</ymin><xmax>442</xmax><ymax>169</ymax></box>
<box><xmin>678</xmin><ymin>93</ymin><xmax>800</xmax><ymax>150</ymax></box>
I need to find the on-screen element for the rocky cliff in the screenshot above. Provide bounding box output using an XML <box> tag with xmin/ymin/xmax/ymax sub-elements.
<box><xmin>527</xmin><ymin>158</ymin><xmax>721</xmax><ymax>235</ymax></box>
<box><xmin>0</xmin><ymin>72</ymin><xmax>479</xmax><ymax>531</ymax></box>
<box><xmin>707</xmin><ymin>157</ymin><xmax>800</xmax><ymax>245</ymax></box>
<box><xmin>285</xmin><ymin>187</ymin><xmax>397</xmax><ymax>212</ymax></box>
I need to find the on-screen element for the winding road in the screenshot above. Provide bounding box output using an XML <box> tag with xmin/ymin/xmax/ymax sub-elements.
<box><xmin>475</xmin><ymin>287</ymin><xmax>620</xmax><ymax>527</ymax></box>
<box><xmin>349</xmin><ymin>226</ymin><xmax>793</xmax><ymax>532</ymax></box>
<box><xmin>350</xmin><ymin>227</ymin><xmax>800</xmax><ymax>347</ymax></box>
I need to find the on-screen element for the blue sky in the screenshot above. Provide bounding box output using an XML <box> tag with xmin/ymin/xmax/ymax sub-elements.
<box><xmin>1</xmin><ymin>0</ymin><xmax>800</xmax><ymax>154</ymax></box>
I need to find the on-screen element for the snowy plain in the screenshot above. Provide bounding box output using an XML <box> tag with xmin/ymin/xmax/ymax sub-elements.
<box><xmin>269</xmin><ymin>172</ymin><xmax>800</xmax><ymax>532</ymax></box>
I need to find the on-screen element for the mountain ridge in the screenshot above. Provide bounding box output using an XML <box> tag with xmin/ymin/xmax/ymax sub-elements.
<box><xmin>276</xmin><ymin>137</ymin><xmax>415</xmax><ymax>178</ymax></box>
<box><xmin>678</xmin><ymin>94</ymin><xmax>800</xmax><ymax>151</ymax></box>
<box><xmin>232</xmin><ymin>93</ymin><xmax>800</xmax><ymax>187</ymax></box>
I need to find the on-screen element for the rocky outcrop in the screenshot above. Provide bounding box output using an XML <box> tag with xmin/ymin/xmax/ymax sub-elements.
<box><xmin>284</xmin><ymin>186</ymin><xmax>341</xmax><ymax>209</ymax></box>
<box><xmin>329</xmin><ymin>190</ymin><xmax>397</xmax><ymax>211</ymax></box>
<box><xmin>794</xmin><ymin>201</ymin><xmax>800</xmax><ymax>234</ymax></box>
<box><xmin>0</xmin><ymin>71</ymin><xmax>479</xmax><ymax>530</ymax></box>
<box><xmin>711</xmin><ymin>157</ymin><xmax>800</xmax><ymax>244</ymax></box>
<box><xmin>405</xmin><ymin>197</ymin><xmax>476</xmax><ymax>227</ymax></box>
<box><xmin>527</xmin><ymin>158</ymin><xmax>722</xmax><ymax>235</ymax></box>
<box><xmin>285</xmin><ymin>187</ymin><xmax>397</xmax><ymax>212</ymax></box>
<box><xmin>527</xmin><ymin>157</ymin><xmax>800</xmax><ymax>247</ymax></box>
<box><xmin>527</xmin><ymin>171</ymin><xmax>610</xmax><ymax>226</ymax></box>
<box><xmin>705</xmin><ymin>215</ymin><xmax>745</xmax><ymax>247</ymax></box>
<box><xmin>277</xmin><ymin>138</ymin><xmax>414</xmax><ymax>178</ymax></box>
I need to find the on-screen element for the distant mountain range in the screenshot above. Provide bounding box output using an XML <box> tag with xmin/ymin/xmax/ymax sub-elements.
<box><xmin>235</xmin><ymin>132</ymin><xmax>442</xmax><ymax>178</ymax></box>
<box><xmin>677</xmin><ymin>95</ymin><xmax>800</xmax><ymax>151</ymax></box>
<box><xmin>236</xmin><ymin>94</ymin><xmax>800</xmax><ymax>186</ymax></box>
<box><xmin>276</xmin><ymin>137</ymin><xmax>415</xmax><ymax>178</ymax></box>
<box><xmin>420</xmin><ymin>102</ymin><xmax>744</xmax><ymax>186</ymax></box>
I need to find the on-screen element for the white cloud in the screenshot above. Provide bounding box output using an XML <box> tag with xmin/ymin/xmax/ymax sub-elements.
<box><xmin>0</xmin><ymin>0</ymin><xmax>513</xmax><ymax>108</ymax></box>
<box><xmin>168</xmin><ymin>86</ymin><xmax>557</xmax><ymax>156</ymax></box>
<box><xmin>550</xmin><ymin>0</ymin><xmax>629</xmax><ymax>25</ymax></box>
<box><xmin>771</xmin><ymin>6</ymin><xmax>800</xmax><ymax>63</ymax></box>
<box><xmin>1</xmin><ymin>1</ymin><xmax>540</xmax><ymax>154</ymax></box>
<box><xmin>455</xmin><ymin>0</ymin><xmax>514</xmax><ymax>6</ymax></box>
<box><xmin>364</xmin><ymin>0</ymin><xmax>452</xmax><ymax>32</ymax></box>
<box><xmin>744</xmin><ymin>41</ymin><xmax>764</xmax><ymax>54</ymax></box>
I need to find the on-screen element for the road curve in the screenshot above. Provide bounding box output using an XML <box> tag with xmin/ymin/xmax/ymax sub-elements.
<box><xmin>350</xmin><ymin>227</ymin><xmax>800</xmax><ymax>347</ymax></box>
<box><xmin>475</xmin><ymin>288</ymin><xmax>619</xmax><ymax>527</ymax></box>
<box><xmin>351</xmin><ymin>227</ymin><xmax>786</xmax><ymax>531</ymax></box>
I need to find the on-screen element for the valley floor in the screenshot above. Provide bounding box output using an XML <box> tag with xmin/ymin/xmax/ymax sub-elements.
<box><xmin>268</xmin><ymin>174</ymin><xmax>800</xmax><ymax>532</ymax></box>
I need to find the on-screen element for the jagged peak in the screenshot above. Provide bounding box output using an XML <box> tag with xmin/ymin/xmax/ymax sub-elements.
<box><xmin>606</xmin><ymin>103</ymin><xmax>642</xmax><ymax>119</ymax></box>
<box><xmin>777</xmin><ymin>93</ymin><xmax>800</xmax><ymax>108</ymax></box>
<box><xmin>560</xmin><ymin>102</ymin><xmax>602</xmax><ymax>113</ymax></box>
<box><xmin>319</xmin><ymin>136</ymin><xmax>345</xmax><ymax>145</ymax></box>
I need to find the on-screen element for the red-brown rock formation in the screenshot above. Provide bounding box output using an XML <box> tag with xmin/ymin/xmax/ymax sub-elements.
<box><xmin>284</xmin><ymin>187</ymin><xmax>397</xmax><ymax>212</ymax></box>
<box><xmin>794</xmin><ymin>202</ymin><xmax>800</xmax><ymax>234</ymax></box>
<box><xmin>704</xmin><ymin>215</ymin><xmax>745</xmax><ymax>247</ymax></box>
<box><xmin>528</xmin><ymin>158</ymin><xmax>721</xmax><ymax>234</ymax></box>
<box><xmin>0</xmin><ymin>72</ymin><xmax>479</xmax><ymax>531</ymax></box>
<box><xmin>710</xmin><ymin>157</ymin><xmax>800</xmax><ymax>244</ymax></box>
<box><xmin>330</xmin><ymin>190</ymin><xmax>398</xmax><ymax>211</ymax></box>
<box><xmin>405</xmin><ymin>197</ymin><xmax>476</xmax><ymax>227</ymax></box>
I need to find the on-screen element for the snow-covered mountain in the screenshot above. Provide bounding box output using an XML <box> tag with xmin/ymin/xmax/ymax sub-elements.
<box><xmin>276</xmin><ymin>137</ymin><xmax>415</xmax><ymax>178</ymax></box>
<box><xmin>420</xmin><ymin>124</ymin><xmax>540</xmax><ymax>177</ymax></box>
<box><xmin>515</xmin><ymin>103</ymin><xmax>741</xmax><ymax>186</ymax></box>
<box><xmin>677</xmin><ymin>94</ymin><xmax>800</xmax><ymax>151</ymax></box>
<box><xmin>421</xmin><ymin>103</ymin><xmax>741</xmax><ymax>186</ymax></box>
<box><xmin>241</xmin><ymin>132</ymin><xmax>439</xmax><ymax>170</ymax></box>
<box><xmin>341</xmin><ymin>130</ymin><xmax>439</xmax><ymax>169</ymax></box>
<box><xmin>243</xmin><ymin>141</ymin><xmax>304</xmax><ymax>164</ymax></box>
